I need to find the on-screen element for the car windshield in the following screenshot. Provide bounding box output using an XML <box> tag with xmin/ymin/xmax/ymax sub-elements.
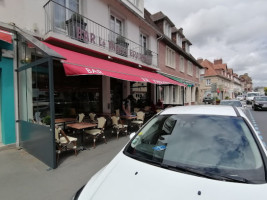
<box><xmin>125</xmin><ymin>114</ymin><xmax>265</xmax><ymax>183</ymax></box>
<box><xmin>248</xmin><ymin>93</ymin><xmax>259</xmax><ymax>97</ymax></box>
<box><xmin>220</xmin><ymin>101</ymin><xmax>242</xmax><ymax>107</ymax></box>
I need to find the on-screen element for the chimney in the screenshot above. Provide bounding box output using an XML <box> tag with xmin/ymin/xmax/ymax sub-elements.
<box><xmin>197</xmin><ymin>58</ymin><xmax>203</xmax><ymax>63</ymax></box>
<box><xmin>214</xmin><ymin>59</ymin><xmax>223</xmax><ymax>65</ymax></box>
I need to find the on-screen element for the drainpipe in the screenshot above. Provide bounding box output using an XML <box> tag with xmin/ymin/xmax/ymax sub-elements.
<box><xmin>156</xmin><ymin>35</ymin><xmax>164</xmax><ymax>103</ymax></box>
<box><xmin>183</xmin><ymin>86</ymin><xmax>185</xmax><ymax>106</ymax></box>
<box><xmin>156</xmin><ymin>35</ymin><xmax>164</xmax><ymax>69</ymax></box>
<box><xmin>13</xmin><ymin>31</ymin><xmax>20</xmax><ymax>148</ymax></box>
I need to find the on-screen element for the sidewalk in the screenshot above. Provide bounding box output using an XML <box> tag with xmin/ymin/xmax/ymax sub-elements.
<box><xmin>0</xmin><ymin>136</ymin><xmax>129</xmax><ymax>200</ymax></box>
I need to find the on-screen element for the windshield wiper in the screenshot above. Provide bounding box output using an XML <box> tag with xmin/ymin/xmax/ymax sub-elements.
<box><xmin>162</xmin><ymin>164</ymin><xmax>250</xmax><ymax>183</ymax></box>
<box><xmin>216</xmin><ymin>174</ymin><xmax>250</xmax><ymax>183</ymax></box>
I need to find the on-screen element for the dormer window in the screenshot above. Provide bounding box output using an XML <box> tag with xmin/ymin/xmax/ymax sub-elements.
<box><xmin>185</xmin><ymin>43</ymin><xmax>190</xmax><ymax>53</ymax></box>
<box><xmin>128</xmin><ymin>0</ymin><xmax>140</xmax><ymax>7</ymax></box>
<box><xmin>164</xmin><ymin>21</ymin><xmax>172</xmax><ymax>38</ymax></box>
<box><xmin>176</xmin><ymin>34</ymin><xmax>182</xmax><ymax>47</ymax></box>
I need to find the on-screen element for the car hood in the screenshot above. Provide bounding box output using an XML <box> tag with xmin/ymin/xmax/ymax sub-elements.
<box><xmin>78</xmin><ymin>152</ymin><xmax>267</xmax><ymax>200</ymax></box>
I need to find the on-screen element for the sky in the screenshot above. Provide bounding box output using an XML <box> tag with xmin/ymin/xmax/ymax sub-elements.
<box><xmin>144</xmin><ymin>0</ymin><xmax>267</xmax><ymax>87</ymax></box>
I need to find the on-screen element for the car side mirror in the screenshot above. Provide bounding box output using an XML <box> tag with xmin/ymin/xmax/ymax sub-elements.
<box><xmin>129</xmin><ymin>132</ymin><xmax>136</xmax><ymax>140</ymax></box>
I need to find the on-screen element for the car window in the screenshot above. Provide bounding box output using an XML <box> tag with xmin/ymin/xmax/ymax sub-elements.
<box><xmin>126</xmin><ymin>114</ymin><xmax>265</xmax><ymax>183</ymax></box>
<box><xmin>220</xmin><ymin>101</ymin><xmax>242</xmax><ymax>107</ymax></box>
<box><xmin>248</xmin><ymin>93</ymin><xmax>260</xmax><ymax>97</ymax></box>
<box><xmin>256</xmin><ymin>97</ymin><xmax>267</xmax><ymax>101</ymax></box>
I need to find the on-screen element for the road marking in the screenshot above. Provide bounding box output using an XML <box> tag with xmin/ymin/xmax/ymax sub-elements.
<box><xmin>247</xmin><ymin>109</ymin><xmax>266</xmax><ymax>149</ymax></box>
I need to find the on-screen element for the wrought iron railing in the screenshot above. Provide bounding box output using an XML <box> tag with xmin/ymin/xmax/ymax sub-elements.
<box><xmin>44</xmin><ymin>0</ymin><xmax>157</xmax><ymax>67</ymax></box>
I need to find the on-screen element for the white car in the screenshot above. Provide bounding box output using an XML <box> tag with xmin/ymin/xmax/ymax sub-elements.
<box><xmin>73</xmin><ymin>105</ymin><xmax>267</xmax><ymax>200</ymax></box>
<box><xmin>246</xmin><ymin>92</ymin><xmax>260</xmax><ymax>104</ymax></box>
<box><xmin>236</xmin><ymin>95</ymin><xmax>244</xmax><ymax>101</ymax></box>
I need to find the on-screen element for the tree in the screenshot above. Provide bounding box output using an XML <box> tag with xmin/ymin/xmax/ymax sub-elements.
<box><xmin>264</xmin><ymin>87</ymin><xmax>267</xmax><ymax>95</ymax></box>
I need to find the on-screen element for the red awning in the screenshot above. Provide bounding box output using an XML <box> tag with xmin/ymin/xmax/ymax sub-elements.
<box><xmin>0</xmin><ymin>30</ymin><xmax>12</xmax><ymax>44</ymax></box>
<box><xmin>43</xmin><ymin>42</ymin><xmax>185</xmax><ymax>86</ymax></box>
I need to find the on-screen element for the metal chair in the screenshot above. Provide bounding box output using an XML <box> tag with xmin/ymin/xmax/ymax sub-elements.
<box><xmin>78</xmin><ymin>113</ymin><xmax>85</xmax><ymax>123</ymax></box>
<box><xmin>89</xmin><ymin>112</ymin><xmax>97</xmax><ymax>123</ymax></box>
<box><xmin>111</xmin><ymin>116</ymin><xmax>128</xmax><ymax>139</ymax></box>
<box><xmin>55</xmin><ymin>126</ymin><xmax>78</xmax><ymax>164</ymax></box>
<box><xmin>84</xmin><ymin>117</ymin><xmax>107</xmax><ymax>148</ymax></box>
<box><xmin>131</xmin><ymin>111</ymin><xmax>145</xmax><ymax>128</ymax></box>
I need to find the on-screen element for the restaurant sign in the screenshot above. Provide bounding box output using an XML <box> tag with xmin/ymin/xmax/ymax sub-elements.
<box><xmin>75</xmin><ymin>26</ymin><xmax>153</xmax><ymax>65</ymax></box>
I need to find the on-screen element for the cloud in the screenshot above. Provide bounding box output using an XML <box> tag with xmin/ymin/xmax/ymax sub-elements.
<box><xmin>145</xmin><ymin>0</ymin><xmax>267</xmax><ymax>87</ymax></box>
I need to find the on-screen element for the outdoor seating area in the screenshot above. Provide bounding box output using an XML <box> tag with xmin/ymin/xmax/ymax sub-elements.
<box><xmin>53</xmin><ymin>105</ymin><xmax>158</xmax><ymax>164</ymax></box>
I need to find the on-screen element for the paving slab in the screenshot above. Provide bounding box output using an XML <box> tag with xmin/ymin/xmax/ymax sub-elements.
<box><xmin>0</xmin><ymin>136</ymin><xmax>129</xmax><ymax>200</ymax></box>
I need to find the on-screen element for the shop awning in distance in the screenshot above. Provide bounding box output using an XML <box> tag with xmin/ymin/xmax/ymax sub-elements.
<box><xmin>0</xmin><ymin>30</ymin><xmax>12</xmax><ymax>44</ymax></box>
<box><xmin>159</xmin><ymin>72</ymin><xmax>192</xmax><ymax>87</ymax></box>
<box><xmin>43</xmin><ymin>42</ymin><xmax>184</xmax><ymax>85</ymax></box>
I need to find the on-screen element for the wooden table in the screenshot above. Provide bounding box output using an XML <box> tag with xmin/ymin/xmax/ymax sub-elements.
<box><xmin>120</xmin><ymin>115</ymin><xmax>137</xmax><ymax>120</ymax></box>
<box><xmin>55</xmin><ymin>118</ymin><xmax>77</xmax><ymax>124</ymax></box>
<box><xmin>55</xmin><ymin>118</ymin><xmax>77</xmax><ymax>130</ymax></box>
<box><xmin>67</xmin><ymin>122</ymin><xmax>97</xmax><ymax>150</ymax></box>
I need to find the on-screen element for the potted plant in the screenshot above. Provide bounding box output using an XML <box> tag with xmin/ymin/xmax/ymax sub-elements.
<box><xmin>215</xmin><ymin>97</ymin><xmax>220</xmax><ymax>105</ymax></box>
<box><xmin>42</xmin><ymin>115</ymin><xmax>51</xmax><ymax>126</ymax></box>
<box><xmin>116</xmin><ymin>35</ymin><xmax>129</xmax><ymax>57</ymax></box>
<box><xmin>143</xmin><ymin>49</ymin><xmax>153</xmax><ymax>65</ymax></box>
<box><xmin>65</xmin><ymin>13</ymin><xmax>87</xmax><ymax>40</ymax></box>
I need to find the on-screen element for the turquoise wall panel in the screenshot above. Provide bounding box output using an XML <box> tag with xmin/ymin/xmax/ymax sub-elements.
<box><xmin>0</xmin><ymin>41</ymin><xmax>15</xmax><ymax>144</ymax></box>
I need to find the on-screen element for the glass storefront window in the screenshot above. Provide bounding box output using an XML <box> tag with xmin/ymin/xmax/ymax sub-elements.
<box><xmin>18</xmin><ymin>35</ymin><xmax>50</xmax><ymax>126</ymax></box>
<box><xmin>19</xmin><ymin>64</ymin><xmax>50</xmax><ymax>126</ymax></box>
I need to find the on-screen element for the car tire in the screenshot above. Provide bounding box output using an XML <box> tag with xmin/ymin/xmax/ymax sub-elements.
<box><xmin>254</xmin><ymin>107</ymin><xmax>257</xmax><ymax>111</ymax></box>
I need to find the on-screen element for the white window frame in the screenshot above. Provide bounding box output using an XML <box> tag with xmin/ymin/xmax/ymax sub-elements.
<box><xmin>165</xmin><ymin>46</ymin><xmax>176</xmax><ymax>69</ymax></box>
<box><xmin>140</xmin><ymin>32</ymin><xmax>148</xmax><ymax>54</ymax></box>
<box><xmin>164</xmin><ymin>21</ymin><xmax>172</xmax><ymax>38</ymax></box>
<box><xmin>179</xmin><ymin>56</ymin><xmax>184</xmax><ymax>72</ymax></box>
<box><xmin>188</xmin><ymin>61</ymin><xmax>193</xmax><ymax>76</ymax></box>
<box><xmin>54</xmin><ymin>0</ymin><xmax>79</xmax><ymax>32</ymax></box>
<box><xmin>110</xmin><ymin>13</ymin><xmax>124</xmax><ymax>42</ymax></box>
<box><xmin>206</xmin><ymin>79</ymin><xmax>211</xmax><ymax>86</ymax></box>
<box><xmin>196</xmin><ymin>67</ymin><xmax>200</xmax><ymax>79</ymax></box>
<box><xmin>128</xmin><ymin>0</ymin><xmax>140</xmax><ymax>7</ymax></box>
<box><xmin>185</xmin><ymin>43</ymin><xmax>190</xmax><ymax>53</ymax></box>
<box><xmin>176</xmin><ymin>34</ymin><xmax>182</xmax><ymax>47</ymax></box>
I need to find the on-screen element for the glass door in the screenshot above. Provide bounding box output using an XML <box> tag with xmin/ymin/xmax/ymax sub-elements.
<box><xmin>53</xmin><ymin>0</ymin><xmax>79</xmax><ymax>33</ymax></box>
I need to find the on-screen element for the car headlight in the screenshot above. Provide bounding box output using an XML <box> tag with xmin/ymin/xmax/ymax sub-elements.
<box><xmin>72</xmin><ymin>185</ymin><xmax>85</xmax><ymax>200</ymax></box>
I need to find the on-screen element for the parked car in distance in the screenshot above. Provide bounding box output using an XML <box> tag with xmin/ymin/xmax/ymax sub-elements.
<box><xmin>203</xmin><ymin>96</ymin><xmax>214</xmax><ymax>104</ymax></box>
<box><xmin>246</xmin><ymin>92</ymin><xmax>260</xmax><ymax>104</ymax></box>
<box><xmin>219</xmin><ymin>99</ymin><xmax>245</xmax><ymax>108</ymax></box>
<box><xmin>73</xmin><ymin>105</ymin><xmax>267</xmax><ymax>200</ymax></box>
<box><xmin>252</xmin><ymin>96</ymin><xmax>267</xmax><ymax>111</ymax></box>
<box><xmin>236</xmin><ymin>95</ymin><xmax>244</xmax><ymax>101</ymax></box>
<box><xmin>203</xmin><ymin>92</ymin><xmax>214</xmax><ymax>104</ymax></box>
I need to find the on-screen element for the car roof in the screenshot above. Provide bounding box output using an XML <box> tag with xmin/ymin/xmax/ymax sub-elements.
<box><xmin>161</xmin><ymin>105</ymin><xmax>238</xmax><ymax>116</ymax></box>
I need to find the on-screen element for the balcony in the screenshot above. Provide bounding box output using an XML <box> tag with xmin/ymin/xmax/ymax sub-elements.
<box><xmin>44</xmin><ymin>0</ymin><xmax>157</xmax><ymax>68</ymax></box>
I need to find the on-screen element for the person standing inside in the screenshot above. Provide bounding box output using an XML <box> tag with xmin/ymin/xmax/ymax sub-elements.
<box><xmin>122</xmin><ymin>96</ymin><xmax>131</xmax><ymax>116</ymax></box>
<box><xmin>122</xmin><ymin>95</ymin><xmax>136</xmax><ymax>115</ymax></box>
<box><xmin>156</xmin><ymin>99</ymin><xmax>163</xmax><ymax>109</ymax></box>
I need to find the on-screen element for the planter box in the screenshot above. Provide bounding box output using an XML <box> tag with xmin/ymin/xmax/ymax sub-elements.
<box><xmin>116</xmin><ymin>37</ymin><xmax>129</xmax><ymax>57</ymax></box>
<box><xmin>66</xmin><ymin>19</ymin><xmax>87</xmax><ymax>42</ymax></box>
